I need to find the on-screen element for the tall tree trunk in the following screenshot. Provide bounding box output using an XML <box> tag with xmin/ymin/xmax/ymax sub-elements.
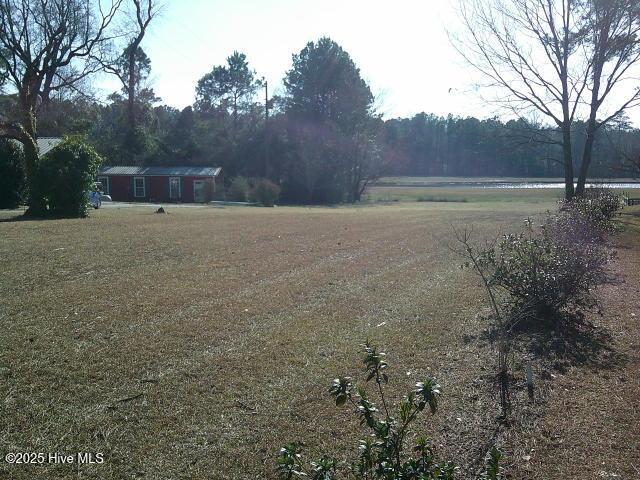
<box><xmin>576</xmin><ymin>119</ymin><xmax>597</xmax><ymax>195</ymax></box>
<box><xmin>561</xmin><ymin>124</ymin><xmax>575</xmax><ymax>200</ymax></box>
<box><xmin>19</xmin><ymin>89</ymin><xmax>46</xmax><ymax>214</ymax></box>
<box><xmin>577</xmin><ymin>36</ymin><xmax>606</xmax><ymax>196</ymax></box>
<box><xmin>127</xmin><ymin>46</ymin><xmax>138</xmax><ymax>135</ymax></box>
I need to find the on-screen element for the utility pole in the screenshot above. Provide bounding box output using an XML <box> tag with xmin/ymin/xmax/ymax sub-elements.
<box><xmin>264</xmin><ymin>79</ymin><xmax>270</xmax><ymax>178</ymax></box>
<box><xmin>264</xmin><ymin>80</ymin><xmax>269</xmax><ymax>121</ymax></box>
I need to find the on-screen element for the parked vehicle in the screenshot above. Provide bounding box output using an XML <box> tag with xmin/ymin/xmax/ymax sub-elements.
<box><xmin>87</xmin><ymin>182</ymin><xmax>111</xmax><ymax>209</ymax></box>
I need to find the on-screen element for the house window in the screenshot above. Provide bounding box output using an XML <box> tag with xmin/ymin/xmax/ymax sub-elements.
<box><xmin>134</xmin><ymin>177</ymin><xmax>145</xmax><ymax>198</ymax></box>
<box><xmin>97</xmin><ymin>176</ymin><xmax>109</xmax><ymax>195</ymax></box>
<box><xmin>169</xmin><ymin>177</ymin><xmax>181</xmax><ymax>200</ymax></box>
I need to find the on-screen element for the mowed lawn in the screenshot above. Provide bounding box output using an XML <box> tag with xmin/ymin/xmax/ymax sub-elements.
<box><xmin>365</xmin><ymin>186</ymin><xmax>565</xmax><ymax>204</ymax></box>
<box><xmin>1</xmin><ymin>199</ymin><xmax>553</xmax><ymax>479</ymax></box>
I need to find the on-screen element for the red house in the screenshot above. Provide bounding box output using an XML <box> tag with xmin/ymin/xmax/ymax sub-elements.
<box><xmin>97</xmin><ymin>166</ymin><xmax>223</xmax><ymax>203</ymax></box>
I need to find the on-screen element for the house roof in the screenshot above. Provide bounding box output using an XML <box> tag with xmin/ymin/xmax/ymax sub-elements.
<box><xmin>98</xmin><ymin>166</ymin><xmax>222</xmax><ymax>177</ymax></box>
<box><xmin>9</xmin><ymin>137</ymin><xmax>62</xmax><ymax>156</ymax></box>
<box><xmin>37</xmin><ymin>137</ymin><xmax>62</xmax><ymax>156</ymax></box>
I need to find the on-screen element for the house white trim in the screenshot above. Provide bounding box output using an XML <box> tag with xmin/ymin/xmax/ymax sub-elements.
<box><xmin>169</xmin><ymin>176</ymin><xmax>181</xmax><ymax>200</ymax></box>
<box><xmin>193</xmin><ymin>179</ymin><xmax>205</xmax><ymax>202</ymax></box>
<box><xmin>134</xmin><ymin>176</ymin><xmax>146</xmax><ymax>198</ymax></box>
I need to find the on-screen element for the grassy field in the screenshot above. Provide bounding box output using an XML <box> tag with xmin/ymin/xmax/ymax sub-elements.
<box><xmin>1</xmin><ymin>196</ymin><xmax>637</xmax><ymax>479</ymax></box>
<box><xmin>365</xmin><ymin>186</ymin><xmax>564</xmax><ymax>204</ymax></box>
<box><xmin>374</xmin><ymin>176</ymin><xmax>639</xmax><ymax>185</ymax></box>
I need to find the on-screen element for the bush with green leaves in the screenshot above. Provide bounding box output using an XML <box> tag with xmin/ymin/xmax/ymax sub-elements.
<box><xmin>276</xmin><ymin>342</ymin><xmax>464</xmax><ymax>479</ymax></box>
<box><xmin>250</xmin><ymin>178</ymin><xmax>281</xmax><ymax>206</ymax></box>
<box><xmin>0</xmin><ymin>138</ymin><xmax>25</xmax><ymax>209</ymax></box>
<box><xmin>481</xmin><ymin>447</ymin><xmax>502</xmax><ymax>480</ymax></box>
<box><xmin>228</xmin><ymin>176</ymin><xmax>251</xmax><ymax>202</ymax></box>
<box><xmin>468</xmin><ymin>217</ymin><xmax>609</xmax><ymax>323</ymax></box>
<box><xmin>35</xmin><ymin>137</ymin><xmax>103</xmax><ymax>217</ymax></box>
<box><xmin>559</xmin><ymin>188</ymin><xmax>623</xmax><ymax>238</ymax></box>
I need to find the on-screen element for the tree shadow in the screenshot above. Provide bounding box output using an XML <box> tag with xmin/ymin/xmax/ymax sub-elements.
<box><xmin>479</xmin><ymin>311</ymin><xmax>627</xmax><ymax>372</ymax></box>
<box><xmin>0</xmin><ymin>211</ymin><xmax>88</xmax><ymax>222</ymax></box>
<box><xmin>0</xmin><ymin>213</ymin><xmax>32</xmax><ymax>223</ymax></box>
<box><xmin>0</xmin><ymin>214</ymin><xmax>53</xmax><ymax>223</ymax></box>
<box><xmin>520</xmin><ymin>313</ymin><xmax>627</xmax><ymax>372</ymax></box>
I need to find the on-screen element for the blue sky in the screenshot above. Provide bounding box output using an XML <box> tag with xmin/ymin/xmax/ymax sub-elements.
<box><xmin>97</xmin><ymin>0</ymin><xmax>640</xmax><ymax>125</ymax></box>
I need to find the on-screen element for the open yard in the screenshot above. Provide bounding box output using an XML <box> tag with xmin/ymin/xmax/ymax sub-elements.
<box><xmin>1</xmin><ymin>196</ymin><xmax>638</xmax><ymax>479</ymax></box>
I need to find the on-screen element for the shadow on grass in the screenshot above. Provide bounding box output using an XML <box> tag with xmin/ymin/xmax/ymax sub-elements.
<box><xmin>0</xmin><ymin>214</ymin><xmax>56</xmax><ymax>223</ymax></box>
<box><xmin>521</xmin><ymin>313</ymin><xmax>627</xmax><ymax>372</ymax></box>
<box><xmin>0</xmin><ymin>209</ymin><xmax>90</xmax><ymax>222</ymax></box>
<box><xmin>475</xmin><ymin>310</ymin><xmax>628</xmax><ymax>373</ymax></box>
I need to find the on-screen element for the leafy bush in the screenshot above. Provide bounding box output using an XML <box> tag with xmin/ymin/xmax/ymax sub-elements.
<box><xmin>251</xmin><ymin>178</ymin><xmax>281</xmax><ymax>206</ymax></box>
<box><xmin>228</xmin><ymin>176</ymin><xmax>251</xmax><ymax>202</ymax></box>
<box><xmin>468</xmin><ymin>217</ymin><xmax>609</xmax><ymax>322</ymax></box>
<box><xmin>36</xmin><ymin>137</ymin><xmax>103</xmax><ymax>217</ymax></box>
<box><xmin>481</xmin><ymin>447</ymin><xmax>502</xmax><ymax>480</ymax></box>
<box><xmin>0</xmin><ymin>139</ymin><xmax>25</xmax><ymax>208</ymax></box>
<box><xmin>276</xmin><ymin>342</ymin><xmax>463</xmax><ymax>479</ymax></box>
<box><xmin>559</xmin><ymin>188</ymin><xmax>623</xmax><ymax>237</ymax></box>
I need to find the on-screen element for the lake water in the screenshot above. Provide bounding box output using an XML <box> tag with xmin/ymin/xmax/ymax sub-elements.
<box><xmin>485</xmin><ymin>182</ymin><xmax>640</xmax><ymax>189</ymax></box>
<box><xmin>420</xmin><ymin>181</ymin><xmax>640</xmax><ymax>189</ymax></box>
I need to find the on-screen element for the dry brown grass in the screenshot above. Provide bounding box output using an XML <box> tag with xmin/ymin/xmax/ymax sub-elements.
<box><xmin>507</xmin><ymin>209</ymin><xmax>640</xmax><ymax>480</ymax></box>
<box><xmin>0</xmin><ymin>201</ymin><xmax>636</xmax><ymax>479</ymax></box>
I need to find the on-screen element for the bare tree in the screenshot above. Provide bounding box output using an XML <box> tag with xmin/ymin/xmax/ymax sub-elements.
<box><xmin>0</xmin><ymin>0</ymin><xmax>123</xmax><ymax>213</ymax></box>
<box><xmin>576</xmin><ymin>0</ymin><xmax>640</xmax><ymax>194</ymax></box>
<box><xmin>455</xmin><ymin>0</ymin><xmax>589</xmax><ymax>199</ymax></box>
<box><xmin>100</xmin><ymin>0</ymin><xmax>159</xmax><ymax>135</ymax></box>
<box><xmin>455</xmin><ymin>0</ymin><xmax>640</xmax><ymax>199</ymax></box>
<box><xmin>347</xmin><ymin>132</ymin><xmax>389</xmax><ymax>203</ymax></box>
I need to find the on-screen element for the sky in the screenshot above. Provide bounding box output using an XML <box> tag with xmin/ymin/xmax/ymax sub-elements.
<box><xmin>98</xmin><ymin>0</ymin><xmax>640</xmax><ymax>125</ymax></box>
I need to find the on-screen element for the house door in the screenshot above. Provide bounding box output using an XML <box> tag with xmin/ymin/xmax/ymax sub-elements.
<box><xmin>193</xmin><ymin>180</ymin><xmax>206</xmax><ymax>202</ymax></box>
<box><xmin>169</xmin><ymin>177</ymin><xmax>181</xmax><ymax>200</ymax></box>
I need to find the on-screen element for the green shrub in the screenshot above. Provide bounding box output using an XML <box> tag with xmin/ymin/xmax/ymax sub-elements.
<box><xmin>469</xmin><ymin>217</ymin><xmax>609</xmax><ymax>323</ymax></box>
<box><xmin>559</xmin><ymin>188</ymin><xmax>623</xmax><ymax>237</ymax></box>
<box><xmin>0</xmin><ymin>139</ymin><xmax>25</xmax><ymax>208</ymax></box>
<box><xmin>36</xmin><ymin>137</ymin><xmax>103</xmax><ymax>217</ymax></box>
<box><xmin>228</xmin><ymin>176</ymin><xmax>251</xmax><ymax>202</ymax></box>
<box><xmin>276</xmin><ymin>342</ymin><xmax>464</xmax><ymax>479</ymax></box>
<box><xmin>251</xmin><ymin>178</ymin><xmax>281</xmax><ymax>206</ymax></box>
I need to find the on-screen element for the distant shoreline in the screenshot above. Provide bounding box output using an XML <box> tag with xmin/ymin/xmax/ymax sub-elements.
<box><xmin>374</xmin><ymin>177</ymin><xmax>640</xmax><ymax>189</ymax></box>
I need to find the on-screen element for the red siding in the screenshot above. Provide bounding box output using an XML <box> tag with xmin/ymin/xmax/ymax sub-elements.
<box><xmin>110</xmin><ymin>176</ymin><xmax>131</xmax><ymax>201</ymax></box>
<box><xmin>183</xmin><ymin>177</ymin><xmax>194</xmax><ymax>202</ymax></box>
<box><xmin>103</xmin><ymin>175</ymin><xmax>219</xmax><ymax>203</ymax></box>
<box><xmin>149</xmin><ymin>176</ymin><xmax>167</xmax><ymax>202</ymax></box>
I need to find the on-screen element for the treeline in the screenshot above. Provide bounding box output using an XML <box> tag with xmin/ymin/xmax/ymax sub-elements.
<box><xmin>29</xmin><ymin>95</ymin><xmax>640</xmax><ymax>185</ymax></box>
<box><xmin>382</xmin><ymin>114</ymin><xmax>640</xmax><ymax>178</ymax></box>
<box><xmin>5</xmin><ymin>39</ymin><xmax>386</xmax><ymax>204</ymax></box>
<box><xmin>3</xmin><ymin>37</ymin><xmax>638</xmax><ymax>208</ymax></box>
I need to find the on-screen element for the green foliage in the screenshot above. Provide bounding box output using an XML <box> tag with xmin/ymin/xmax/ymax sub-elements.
<box><xmin>279</xmin><ymin>38</ymin><xmax>383</xmax><ymax>204</ymax></box>
<box><xmin>35</xmin><ymin>137</ymin><xmax>103</xmax><ymax>217</ymax></box>
<box><xmin>250</xmin><ymin>178</ymin><xmax>281</xmax><ymax>206</ymax></box>
<box><xmin>195</xmin><ymin>51</ymin><xmax>261</xmax><ymax>116</ymax></box>
<box><xmin>276</xmin><ymin>342</ymin><xmax>472</xmax><ymax>479</ymax></box>
<box><xmin>559</xmin><ymin>188</ymin><xmax>623</xmax><ymax>237</ymax></box>
<box><xmin>0</xmin><ymin>138</ymin><xmax>25</xmax><ymax>208</ymax></box>
<box><xmin>227</xmin><ymin>177</ymin><xmax>281</xmax><ymax>205</ymax></box>
<box><xmin>284</xmin><ymin>37</ymin><xmax>373</xmax><ymax>131</ymax></box>
<box><xmin>464</xmin><ymin>205</ymin><xmax>609</xmax><ymax>321</ymax></box>
<box><xmin>228</xmin><ymin>176</ymin><xmax>251</xmax><ymax>202</ymax></box>
<box><xmin>382</xmin><ymin>113</ymin><xmax>640</xmax><ymax>178</ymax></box>
<box><xmin>466</xmin><ymin>214</ymin><xmax>610</xmax><ymax>323</ymax></box>
<box><xmin>115</xmin><ymin>44</ymin><xmax>152</xmax><ymax>95</ymax></box>
<box><xmin>276</xmin><ymin>443</ymin><xmax>306</xmax><ymax>479</ymax></box>
<box><xmin>481</xmin><ymin>447</ymin><xmax>502</xmax><ymax>480</ymax></box>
